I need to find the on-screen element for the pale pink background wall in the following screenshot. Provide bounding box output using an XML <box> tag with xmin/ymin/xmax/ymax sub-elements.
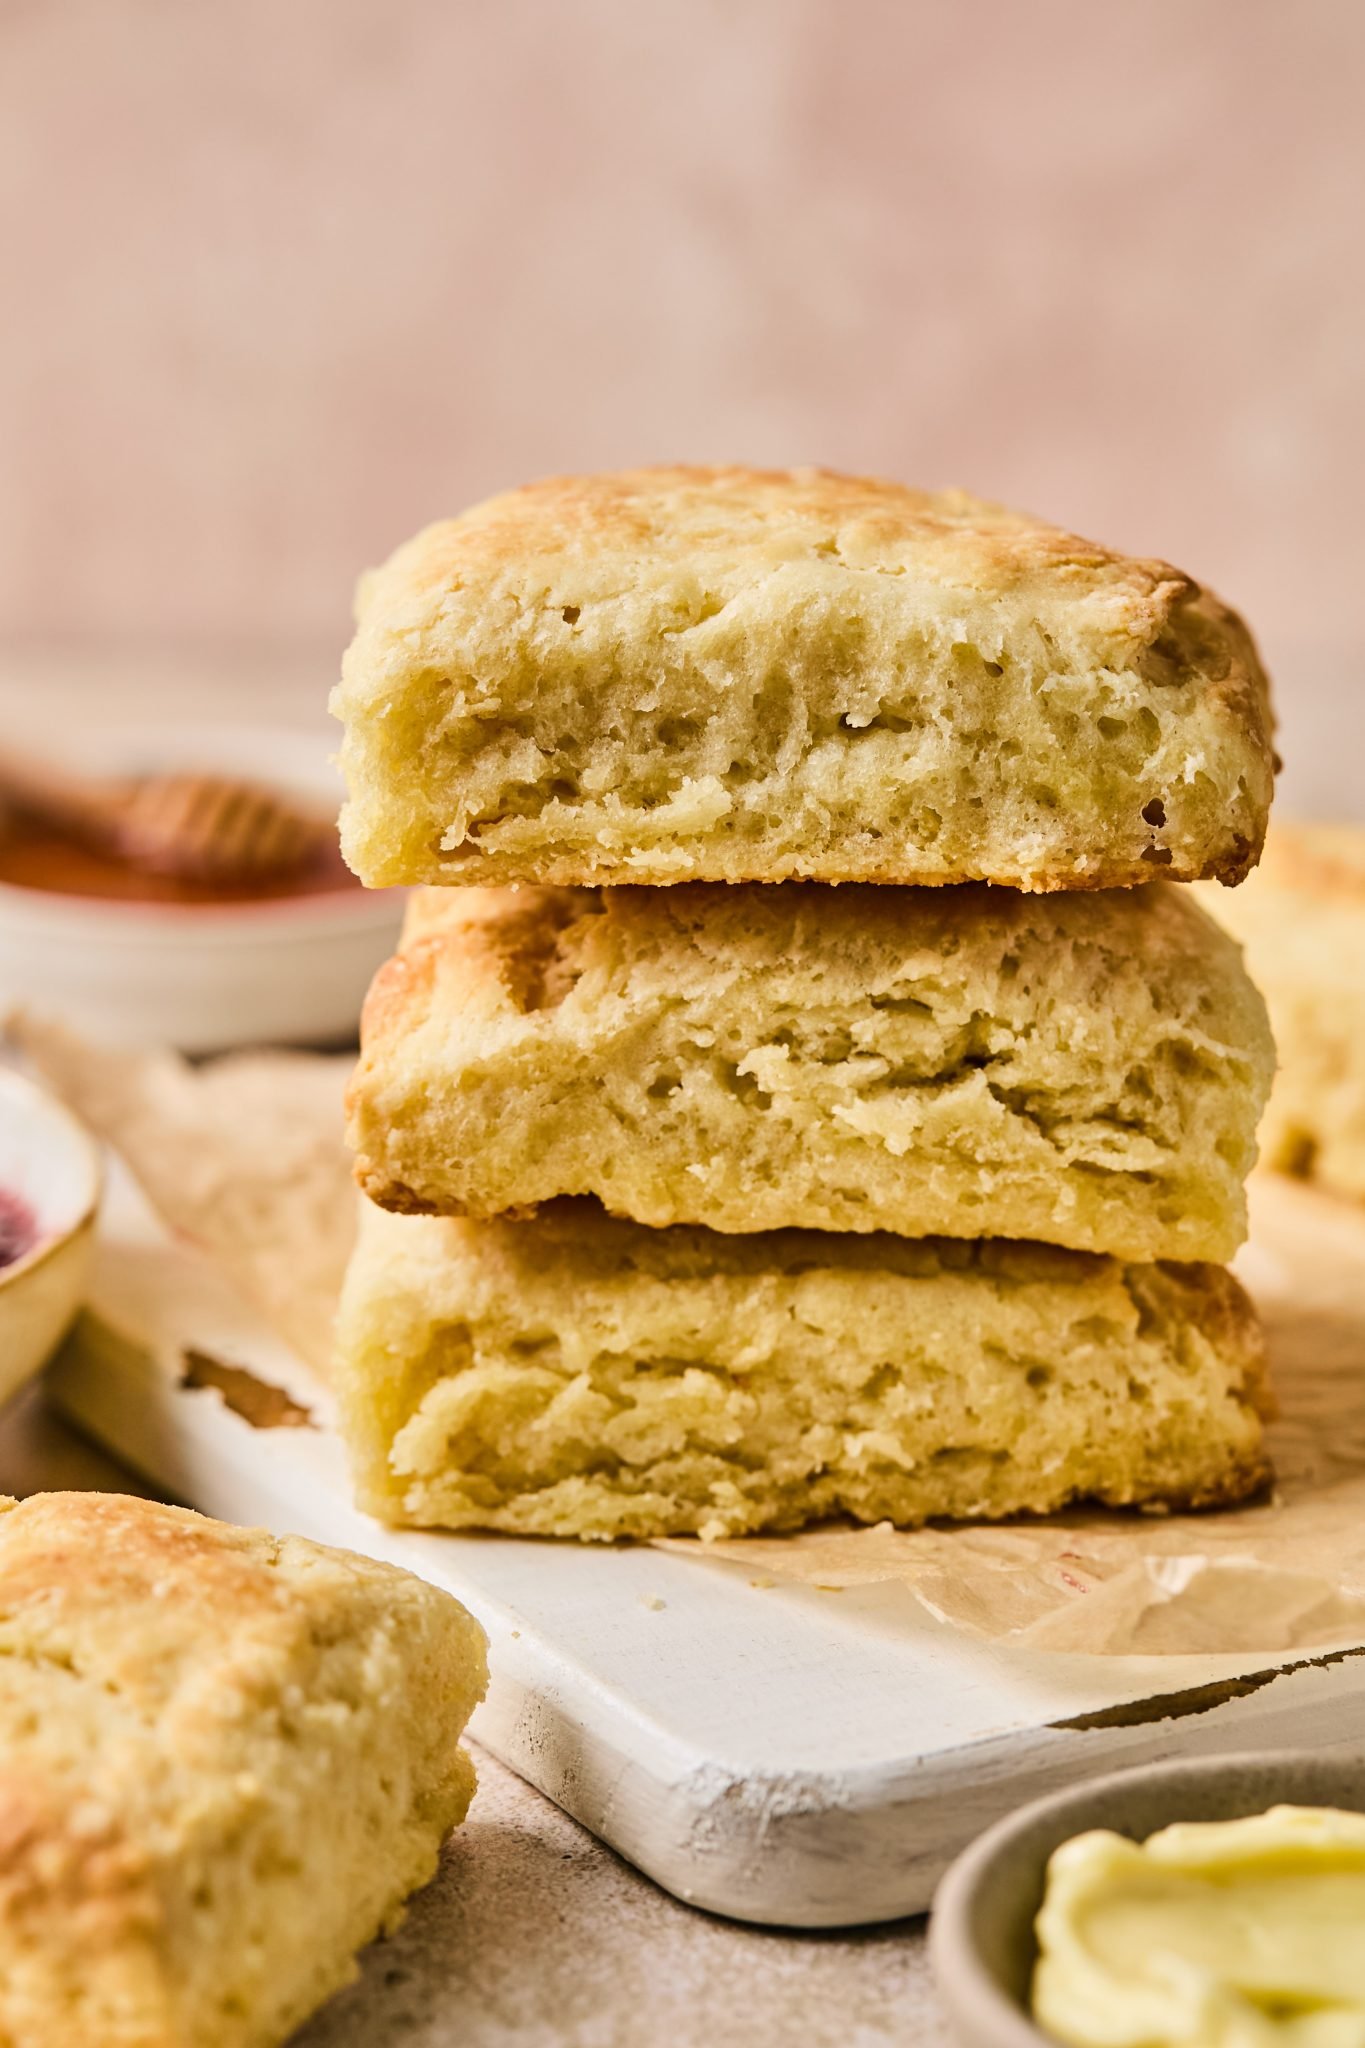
<box><xmin>1</xmin><ymin>0</ymin><xmax>1361</xmax><ymax>718</ymax></box>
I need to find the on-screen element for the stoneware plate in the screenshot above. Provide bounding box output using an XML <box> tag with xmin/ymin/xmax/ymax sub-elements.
<box><xmin>929</xmin><ymin>1746</ymin><xmax>1365</xmax><ymax>2048</ymax></box>
<box><xmin>0</xmin><ymin>1067</ymin><xmax>102</xmax><ymax>1407</ymax></box>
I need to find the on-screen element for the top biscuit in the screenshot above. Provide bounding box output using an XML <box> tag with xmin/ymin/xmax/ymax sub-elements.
<box><xmin>333</xmin><ymin>466</ymin><xmax>1275</xmax><ymax>891</ymax></box>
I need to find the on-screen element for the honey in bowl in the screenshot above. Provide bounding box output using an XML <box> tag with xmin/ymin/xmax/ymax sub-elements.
<box><xmin>0</xmin><ymin>817</ymin><xmax>360</xmax><ymax>905</ymax></box>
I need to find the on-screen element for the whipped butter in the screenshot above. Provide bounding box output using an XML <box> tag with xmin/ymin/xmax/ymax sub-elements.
<box><xmin>1032</xmin><ymin>1805</ymin><xmax>1365</xmax><ymax>2047</ymax></box>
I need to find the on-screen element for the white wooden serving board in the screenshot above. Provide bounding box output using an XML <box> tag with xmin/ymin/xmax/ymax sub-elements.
<box><xmin>47</xmin><ymin>1161</ymin><xmax>1365</xmax><ymax>1929</ymax></box>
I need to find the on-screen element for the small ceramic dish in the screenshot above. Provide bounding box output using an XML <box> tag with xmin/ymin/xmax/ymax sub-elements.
<box><xmin>0</xmin><ymin>724</ymin><xmax>404</xmax><ymax>1051</ymax></box>
<box><xmin>929</xmin><ymin>1747</ymin><xmax>1365</xmax><ymax>2047</ymax></box>
<box><xmin>0</xmin><ymin>1067</ymin><xmax>102</xmax><ymax>1408</ymax></box>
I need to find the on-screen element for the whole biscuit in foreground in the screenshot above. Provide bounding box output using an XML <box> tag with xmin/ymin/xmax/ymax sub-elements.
<box><xmin>351</xmin><ymin>880</ymin><xmax>1273</xmax><ymax>1263</ymax></box>
<box><xmin>332</xmin><ymin>466</ymin><xmax>1274</xmax><ymax>891</ymax></box>
<box><xmin>335</xmin><ymin>1198</ymin><xmax>1271</xmax><ymax>1541</ymax></box>
<box><xmin>0</xmin><ymin>1491</ymin><xmax>487</xmax><ymax>2048</ymax></box>
<box><xmin>1199</xmin><ymin>823</ymin><xmax>1365</xmax><ymax>1203</ymax></box>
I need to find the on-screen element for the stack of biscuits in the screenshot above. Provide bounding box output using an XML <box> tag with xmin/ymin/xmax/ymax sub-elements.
<box><xmin>332</xmin><ymin>467</ymin><xmax>1278</xmax><ymax>1542</ymax></box>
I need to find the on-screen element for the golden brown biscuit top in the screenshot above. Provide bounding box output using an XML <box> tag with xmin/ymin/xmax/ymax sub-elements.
<box><xmin>360</xmin><ymin>464</ymin><xmax>1188</xmax><ymax>623</ymax></box>
<box><xmin>0</xmin><ymin>1490</ymin><xmax>470</xmax><ymax>1741</ymax></box>
<box><xmin>0</xmin><ymin>1492</ymin><xmax>294</xmax><ymax>1699</ymax></box>
<box><xmin>388</xmin><ymin>874</ymin><xmax>1250</xmax><ymax>1004</ymax></box>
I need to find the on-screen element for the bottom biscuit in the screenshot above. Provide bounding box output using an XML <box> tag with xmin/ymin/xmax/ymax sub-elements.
<box><xmin>336</xmin><ymin>1199</ymin><xmax>1272</xmax><ymax>1541</ymax></box>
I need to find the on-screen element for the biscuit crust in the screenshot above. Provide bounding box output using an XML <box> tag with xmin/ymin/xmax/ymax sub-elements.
<box><xmin>0</xmin><ymin>1491</ymin><xmax>487</xmax><ymax>2048</ymax></box>
<box><xmin>349</xmin><ymin>880</ymin><xmax>1273</xmax><ymax>1262</ymax></box>
<box><xmin>335</xmin><ymin>1199</ymin><xmax>1272</xmax><ymax>1541</ymax></box>
<box><xmin>333</xmin><ymin>466</ymin><xmax>1275</xmax><ymax>891</ymax></box>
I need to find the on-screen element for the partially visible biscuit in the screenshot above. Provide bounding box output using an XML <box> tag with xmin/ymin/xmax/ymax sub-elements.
<box><xmin>1199</xmin><ymin>822</ymin><xmax>1365</xmax><ymax>1201</ymax></box>
<box><xmin>348</xmin><ymin>879</ymin><xmax>1273</xmax><ymax>1263</ymax></box>
<box><xmin>0</xmin><ymin>1491</ymin><xmax>487</xmax><ymax>2048</ymax></box>
<box><xmin>332</xmin><ymin>466</ymin><xmax>1275</xmax><ymax>891</ymax></box>
<box><xmin>335</xmin><ymin>1198</ymin><xmax>1272</xmax><ymax>1541</ymax></box>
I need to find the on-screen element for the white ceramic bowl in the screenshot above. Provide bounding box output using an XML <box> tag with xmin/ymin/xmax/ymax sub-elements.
<box><xmin>0</xmin><ymin>724</ymin><xmax>404</xmax><ymax>1051</ymax></box>
<box><xmin>929</xmin><ymin>1749</ymin><xmax>1365</xmax><ymax>2048</ymax></box>
<box><xmin>0</xmin><ymin>1068</ymin><xmax>102</xmax><ymax>1409</ymax></box>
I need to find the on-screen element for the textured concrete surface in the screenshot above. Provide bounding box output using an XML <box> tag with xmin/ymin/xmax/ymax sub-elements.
<box><xmin>297</xmin><ymin>1746</ymin><xmax>946</xmax><ymax>2048</ymax></box>
<box><xmin>0</xmin><ymin>1387</ymin><xmax>948</xmax><ymax>2046</ymax></box>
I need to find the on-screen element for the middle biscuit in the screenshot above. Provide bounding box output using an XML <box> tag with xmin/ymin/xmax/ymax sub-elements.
<box><xmin>350</xmin><ymin>880</ymin><xmax>1273</xmax><ymax>1263</ymax></box>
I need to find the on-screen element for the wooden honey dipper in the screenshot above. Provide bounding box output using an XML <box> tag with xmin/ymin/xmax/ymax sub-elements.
<box><xmin>0</xmin><ymin>744</ymin><xmax>332</xmax><ymax>886</ymax></box>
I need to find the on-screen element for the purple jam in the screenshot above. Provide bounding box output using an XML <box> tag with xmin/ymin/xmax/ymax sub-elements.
<box><xmin>0</xmin><ymin>1189</ymin><xmax>38</xmax><ymax>1271</ymax></box>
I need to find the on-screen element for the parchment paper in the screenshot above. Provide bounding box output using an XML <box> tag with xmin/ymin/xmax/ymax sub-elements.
<box><xmin>663</xmin><ymin>1193</ymin><xmax>1365</xmax><ymax>1656</ymax></box>
<box><xmin>21</xmin><ymin>1028</ymin><xmax>1365</xmax><ymax>1658</ymax></box>
<box><xmin>15</xmin><ymin>1022</ymin><xmax>355</xmax><ymax>1379</ymax></box>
